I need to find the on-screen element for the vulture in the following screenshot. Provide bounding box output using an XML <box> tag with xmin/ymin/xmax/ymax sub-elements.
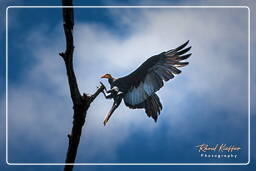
<box><xmin>101</xmin><ymin>40</ymin><xmax>191</xmax><ymax>125</ymax></box>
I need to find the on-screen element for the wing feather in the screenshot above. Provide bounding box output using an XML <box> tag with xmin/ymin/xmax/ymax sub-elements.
<box><xmin>112</xmin><ymin>41</ymin><xmax>192</xmax><ymax>107</ymax></box>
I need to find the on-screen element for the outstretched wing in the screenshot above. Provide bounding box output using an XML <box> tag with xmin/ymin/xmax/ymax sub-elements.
<box><xmin>113</xmin><ymin>41</ymin><xmax>192</xmax><ymax>107</ymax></box>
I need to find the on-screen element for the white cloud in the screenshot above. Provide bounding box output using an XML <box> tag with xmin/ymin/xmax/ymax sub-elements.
<box><xmin>5</xmin><ymin>7</ymin><xmax>249</xmax><ymax>163</ymax></box>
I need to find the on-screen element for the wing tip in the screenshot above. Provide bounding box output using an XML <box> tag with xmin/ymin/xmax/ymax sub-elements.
<box><xmin>165</xmin><ymin>40</ymin><xmax>191</xmax><ymax>55</ymax></box>
<box><xmin>177</xmin><ymin>46</ymin><xmax>192</xmax><ymax>55</ymax></box>
<box><xmin>176</xmin><ymin>40</ymin><xmax>190</xmax><ymax>51</ymax></box>
<box><xmin>182</xmin><ymin>40</ymin><xmax>190</xmax><ymax>47</ymax></box>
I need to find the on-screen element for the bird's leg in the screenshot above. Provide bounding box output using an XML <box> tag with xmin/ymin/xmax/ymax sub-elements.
<box><xmin>102</xmin><ymin>85</ymin><xmax>120</xmax><ymax>100</ymax></box>
<box><xmin>107</xmin><ymin>86</ymin><xmax>119</xmax><ymax>94</ymax></box>
<box><xmin>100</xmin><ymin>81</ymin><xmax>112</xmax><ymax>99</ymax></box>
<box><xmin>102</xmin><ymin>91</ymin><xmax>113</xmax><ymax>99</ymax></box>
<box><xmin>106</xmin><ymin>89</ymin><xmax>112</xmax><ymax>94</ymax></box>
<box><xmin>102</xmin><ymin>88</ymin><xmax>113</xmax><ymax>99</ymax></box>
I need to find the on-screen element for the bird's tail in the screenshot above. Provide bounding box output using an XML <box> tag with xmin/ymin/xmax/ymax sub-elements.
<box><xmin>144</xmin><ymin>93</ymin><xmax>163</xmax><ymax>122</ymax></box>
<box><xmin>125</xmin><ymin>93</ymin><xmax>163</xmax><ymax>122</ymax></box>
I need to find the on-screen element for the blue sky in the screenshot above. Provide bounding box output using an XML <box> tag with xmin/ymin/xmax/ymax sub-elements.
<box><xmin>0</xmin><ymin>0</ymin><xmax>256</xmax><ymax>171</ymax></box>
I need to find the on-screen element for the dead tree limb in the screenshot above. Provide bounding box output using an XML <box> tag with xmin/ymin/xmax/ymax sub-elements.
<box><xmin>59</xmin><ymin>0</ymin><xmax>105</xmax><ymax>170</ymax></box>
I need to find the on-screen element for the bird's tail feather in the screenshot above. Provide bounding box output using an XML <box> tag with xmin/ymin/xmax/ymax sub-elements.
<box><xmin>145</xmin><ymin>93</ymin><xmax>163</xmax><ymax>122</ymax></box>
<box><xmin>128</xmin><ymin>93</ymin><xmax>162</xmax><ymax>122</ymax></box>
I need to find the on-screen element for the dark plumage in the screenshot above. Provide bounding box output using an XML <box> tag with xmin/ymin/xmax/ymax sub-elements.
<box><xmin>101</xmin><ymin>41</ymin><xmax>192</xmax><ymax>125</ymax></box>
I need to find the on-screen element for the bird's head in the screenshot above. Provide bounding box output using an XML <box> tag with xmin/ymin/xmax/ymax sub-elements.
<box><xmin>101</xmin><ymin>73</ymin><xmax>112</xmax><ymax>79</ymax></box>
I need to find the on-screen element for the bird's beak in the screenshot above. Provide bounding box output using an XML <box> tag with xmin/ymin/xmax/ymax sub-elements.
<box><xmin>101</xmin><ymin>74</ymin><xmax>107</xmax><ymax>78</ymax></box>
<box><xmin>103</xmin><ymin>103</ymin><xmax>118</xmax><ymax>126</ymax></box>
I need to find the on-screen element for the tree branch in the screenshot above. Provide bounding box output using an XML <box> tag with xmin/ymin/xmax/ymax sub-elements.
<box><xmin>59</xmin><ymin>0</ymin><xmax>105</xmax><ymax>170</ymax></box>
<box><xmin>59</xmin><ymin>0</ymin><xmax>80</xmax><ymax>105</ymax></box>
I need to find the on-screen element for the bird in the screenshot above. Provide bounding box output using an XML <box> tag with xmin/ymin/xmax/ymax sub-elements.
<box><xmin>100</xmin><ymin>40</ymin><xmax>192</xmax><ymax>125</ymax></box>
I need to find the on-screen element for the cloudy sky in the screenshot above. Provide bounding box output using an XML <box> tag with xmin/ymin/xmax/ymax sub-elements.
<box><xmin>1</xmin><ymin>0</ymin><xmax>255</xmax><ymax>171</ymax></box>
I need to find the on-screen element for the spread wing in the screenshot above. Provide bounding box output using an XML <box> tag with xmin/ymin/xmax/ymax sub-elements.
<box><xmin>113</xmin><ymin>41</ymin><xmax>192</xmax><ymax>107</ymax></box>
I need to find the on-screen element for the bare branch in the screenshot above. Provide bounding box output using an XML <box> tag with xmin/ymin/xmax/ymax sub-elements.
<box><xmin>59</xmin><ymin>0</ymin><xmax>80</xmax><ymax>105</ymax></box>
<box><xmin>88</xmin><ymin>84</ymin><xmax>105</xmax><ymax>103</ymax></box>
<box><xmin>59</xmin><ymin>0</ymin><xmax>105</xmax><ymax>170</ymax></box>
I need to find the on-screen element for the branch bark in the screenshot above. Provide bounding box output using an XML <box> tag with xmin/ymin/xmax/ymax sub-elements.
<box><xmin>59</xmin><ymin>0</ymin><xmax>105</xmax><ymax>170</ymax></box>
